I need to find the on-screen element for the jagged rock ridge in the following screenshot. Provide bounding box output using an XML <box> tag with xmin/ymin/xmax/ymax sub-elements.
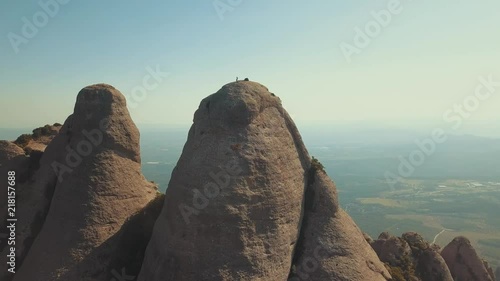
<box><xmin>370</xmin><ymin>232</ymin><xmax>498</xmax><ymax>281</ymax></box>
<box><xmin>371</xmin><ymin>232</ymin><xmax>453</xmax><ymax>281</ymax></box>
<box><xmin>0</xmin><ymin>81</ymin><xmax>496</xmax><ymax>281</ymax></box>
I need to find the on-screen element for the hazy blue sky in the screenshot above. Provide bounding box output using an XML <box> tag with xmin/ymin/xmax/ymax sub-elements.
<box><xmin>1</xmin><ymin>0</ymin><xmax>499</xmax><ymax>135</ymax></box>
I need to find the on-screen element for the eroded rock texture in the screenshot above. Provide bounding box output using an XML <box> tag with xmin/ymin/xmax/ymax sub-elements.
<box><xmin>139</xmin><ymin>81</ymin><xmax>390</xmax><ymax>281</ymax></box>
<box><xmin>441</xmin><ymin>236</ymin><xmax>495</xmax><ymax>281</ymax></box>
<box><xmin>13</xmin><ymin>84</ymin><xmax>158</xmax><ymax>281</ymax></box>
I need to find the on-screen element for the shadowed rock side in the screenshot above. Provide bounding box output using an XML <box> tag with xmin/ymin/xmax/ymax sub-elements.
<box><xmin>14</xmin><ymin>84</ymin><xmax>157</xmax><ymax>281</ymax></box>
<box><xmin>0</xmin><ymin>124</ymin><xmax>62</xmax><ymax>224</ymax></box>
<box><xmin>289</xmin><ymin>168</ymin><xmax>391</xmax><ymax>281</ymax></box>
<box><xmin>138</xmin><ymin>81</ymin><xmax>390</xmax><ymax>281</ymax></box>
<box><xmin>105</xmin><ymin>193</ymin><xmax>166</xmax><ymax>280</ymax></box>
<box><xmin>485</xmin><ymin>261</ymin><xmax>496</xmax><ymax>281</ymax></box>
<box><xmin>441</xmin><ymin>236</ymin><xmax>495</xmax><ymax>281</ymax></box>
<box><xmin>0</xmin><ymin>127</ymin><xmax>61</xmax><ymax>281</ymax></box>
<box><xmin>0</xmin><ymin>141</ymin><xmax>27</xmax><ymax>218</ymax></box>
<box><xmin>496</xmin><ymin>267</ymin><xmax>500</xmax><ymax>281</ymax></box>
<box><xmin>0</xmin><ymin>141</ymin><xmax>27</xmax><ymax>249</ymax></box>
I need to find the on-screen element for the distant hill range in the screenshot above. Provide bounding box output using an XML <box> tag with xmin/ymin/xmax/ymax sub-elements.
<box><xmin>0</xmin><ymin>82</ymin><xmax>497</xmax><ymax>280</ymax></box>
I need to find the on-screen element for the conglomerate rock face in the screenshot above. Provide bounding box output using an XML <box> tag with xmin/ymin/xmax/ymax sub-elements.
<box><xmin>441</xmin><ymin>236</ymin><xmax>495</xmax><ymax>281</ymax></box>
<box><xmin>13</xmin><ymin>84</ymin><xmax>158</xmax><ymax>281</ymax></box>
<box><xmin>370</xmin><ymin>232</ymin><xmax>454</xmax><ymax>281</ymax></box>
<box><xmin>402</xmin><ymin>232</ymin><xmax>454</xmax><ymax>281</ymax></box>
<box><xmin>138</xmin><ymin>81</ymin><xmax>390</xmax><ymax>281</ymax></box>
<box><xmin>139</xmin><ymin>81</ymin><xmax>307</xmax><ymax>280</ymax></box>
<box><xmin>289</xmin><ymin>169</ymin><xmax>391</xmax><ymax>281</ymax></box>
